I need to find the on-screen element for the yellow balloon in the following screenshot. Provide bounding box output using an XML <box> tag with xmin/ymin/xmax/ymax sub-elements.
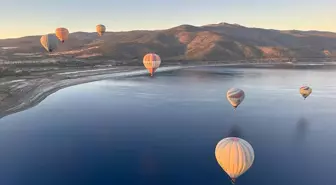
<box><xmin>96</xmin><ymin>24</ymin><xmax>106</xmax><ymax>36</ymax></box>
<box><xmin>143</xmin><ymin>53</ymin><xmax>161</xmax><ymax>76</ymax></box>
<box><xmin>227</xmin><ymin>88</ymin><xmax>245</xmax><ymax>109</ymax></box>
<box><xmin>55</xmin><ymin>27</ymin><xmax>69</xmax><ymax>43</ymax></box>
<box><xmin>40</xmin><ymin>34</ymin><xmax>59</xmax><ymax>52</ymax></box>
<box><xmin>215</xmin><ymin>137</ymin><xmax>254</xmax><ymax>184</ymax></box>
<box><xmin>299</xmin><ymin>86</ymin><xmax>312</xmax><ymax>99</ymax></box>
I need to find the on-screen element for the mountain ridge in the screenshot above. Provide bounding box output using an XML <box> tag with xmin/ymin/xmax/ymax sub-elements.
<box><xmin>1</xmin><ymin>22</ymin><xmax>336</xmax><ymax>61</ymax></box>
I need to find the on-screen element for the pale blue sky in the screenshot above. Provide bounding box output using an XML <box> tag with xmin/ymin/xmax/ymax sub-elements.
<box><xmin>0</xmin><ymin>0</ymin><xmax>335</xmax><ymax>38</ymax></box>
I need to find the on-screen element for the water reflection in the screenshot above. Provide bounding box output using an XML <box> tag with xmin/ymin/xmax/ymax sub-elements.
<box><xmin>139</xmin><ymin>149</ymin><xmax>159</xmax><ymax>177</ymax></box>
<box><xmin>226</xmin><ymin>124</ymin><xmax>244</xmax><ymax>138</ymax></box>
<box><xmin>161</xmin><ymin>68</ymin><xmax>247</xmax><ymax>79</ymax></box>
<box><xmin>1</xmin><ymin>67</ymin><xmax>336</xmax><ymax>185</ymax></box>
<box><xmin>295</xmin><ymin>117</ymin><xmax>310</xmax><ymax>142</ymax></box>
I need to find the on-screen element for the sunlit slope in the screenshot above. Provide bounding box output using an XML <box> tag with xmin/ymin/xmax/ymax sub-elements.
<box><xmin>0</xmin><ymin>23</ymin><xmax>335</xmax><ymax>61</ymax></box>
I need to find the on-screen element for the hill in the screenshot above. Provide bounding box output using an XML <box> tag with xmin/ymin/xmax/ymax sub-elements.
<box><xmin>1</xmin><ymin>23</ymin><xmax>336</xmax><ymax>62</ymax></box>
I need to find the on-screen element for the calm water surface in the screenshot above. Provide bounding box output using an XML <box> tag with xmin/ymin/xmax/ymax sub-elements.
<box><xmin>0</xmin><ymin>67</ymin><xmax>335</xmax><ymax>185</ymax></box>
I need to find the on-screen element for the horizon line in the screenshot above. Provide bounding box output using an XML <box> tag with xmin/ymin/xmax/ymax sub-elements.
<box><xmin>2</xmin><ymin>22</ymin><xmax>336</xmax><ymax>40</ymax></box>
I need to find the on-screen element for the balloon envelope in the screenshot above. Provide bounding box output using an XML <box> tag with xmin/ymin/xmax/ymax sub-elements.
<box><xmin>143</xmin><ymin>53</ymin><xmax>161</xmax><ymax>76</ymax></box>
<box><xmin>55</xmin><ymin>28</ymin><xmax>69</xmax><ymax>43</ymax></box>
<box><xmin>227</xmin><ymin>88</ymin><xmax>245</xmax><ymax>108</ymax></box>
<box><xmin>300</xmin><ymin>86</ymin><xmax>312</xmax><ymax>99</ymax></box>
<box><xmin>40</xmin><ymin>34</ymin><xmax>58</xmax><ymax>52</ymax></box>
<box><xmin>215</xmin><ymin>137</ymin><xmax>254</xmax><ymax>182</ymax></box>
<box><xmin>96</xmin><ymin>24</ymin><xmax>106</xmax><ymax>36</ymax></box>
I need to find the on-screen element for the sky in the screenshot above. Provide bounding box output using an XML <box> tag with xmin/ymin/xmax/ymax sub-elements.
<box><xmin>0</xmin><ymin>0</ymin><xmax>335</xmax><ymax>38</ymax></box>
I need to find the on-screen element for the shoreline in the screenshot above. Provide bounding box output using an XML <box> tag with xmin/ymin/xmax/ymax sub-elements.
<box><xmin>0</xmin><ymin>65</ymin><xmax>191</xmax><ymax>118</ymax></box>
<box><xmin>1</xmin><ymin>62</ymin><xmax>336</xmax><ymax>119</ymax></box>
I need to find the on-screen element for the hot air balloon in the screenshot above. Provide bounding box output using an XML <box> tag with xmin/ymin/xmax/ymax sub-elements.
<box><xmin>96</xmin><ymin>24</ymin><xmax>106</xmax><ymax>36</ymax></box>
<box><xmin>55</xmin><ymin>27</ymin><xmax>69</xmax><ymax>43</ymax></box>
<box><xmin>143</xmin><ymin>53</ymin><xmax>161</xmax><ymax>77</ymax></box>
<box><xmin>40</xmin><ymin>34</ymin><xmax>58</xmax><ymax>52</ymax></box>
<box><xmin>215</xmin><ymin>137</ymin><xmax>254</xmax><ymax>184</ymax></box>
<box><xmin>299</xmin><ymin>86</ymin><xmax>312</xmax><ymax>100</ymax></box>
<box><xmin>227</xmin><ymin>88</ymin><xmax>245</xmax><ymax>109</ymax></box>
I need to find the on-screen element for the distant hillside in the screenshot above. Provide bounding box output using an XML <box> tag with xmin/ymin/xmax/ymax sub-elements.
<box><xmin>1</xmin><ymin>22</ymin><xmax>336</xmax><ymax>61</ymax></box>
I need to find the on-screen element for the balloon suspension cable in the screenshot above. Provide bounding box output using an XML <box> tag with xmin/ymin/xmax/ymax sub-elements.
<box><xmin>230</xmin><ymin>178</ymin><xmax>236</xmax><ymax>184</ymax></box>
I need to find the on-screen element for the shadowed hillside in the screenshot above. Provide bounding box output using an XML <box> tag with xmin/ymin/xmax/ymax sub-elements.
<box><xmin>1</xmin><ymin>22</ymin><xmax>336</xmax><ymax>61</ymax></box>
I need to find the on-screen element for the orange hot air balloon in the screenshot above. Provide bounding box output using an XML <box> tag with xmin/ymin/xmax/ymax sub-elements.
<box><xmin>299</xmin><ymin>86</ymin><xmax>312</xmax><ymax>100</ymax></box>
<box><xmin>143</xmin><ymin>53</ymin><xmax>161</xmax><ymax>76</ymax></box>
<box><xmin>96</xmin><ymin>24</ymin><xmax>106</xmax><ymax>36</ymax></box>
<box><xmin>55</xmin><ymin>27</ymin><xmax>69</xmax><ymax>43</ymax></box>
<box><xmin>215</xmin><ymin>137</ymin><xmax>255</xmax><ymax>184</ymax></box>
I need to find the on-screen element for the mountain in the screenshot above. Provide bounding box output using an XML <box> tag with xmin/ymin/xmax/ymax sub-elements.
<box><xmin>1</xmin><ymin>23</ymin><xmax>336</xmax><ymax>62</ymax></box>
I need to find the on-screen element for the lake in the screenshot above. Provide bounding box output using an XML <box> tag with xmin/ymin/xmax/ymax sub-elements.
<box><xmin>0</xmin><ymin>66</ymin><xmax>335</xmax><ymax>185</ymax></box>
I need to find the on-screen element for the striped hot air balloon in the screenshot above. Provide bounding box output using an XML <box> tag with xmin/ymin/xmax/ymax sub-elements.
<box><xmin>227</xmin><ymin>88</ymin><xmax>245</xmax><ymax>109</ymax></box>
<box><xmin>40</xmin><ymin>34</ymin><xmax>59</xmax><ymax>52</ymax></box>
<box><xmin>96</xmin><ymin>24</ymin><xmax>106</xmax><ymax>36</ymax></box>
<box><xmin>215</xmin><ymin>137</ymin><xmax>255</xmax><ymax>184</ymax></box>
<box><xmin>55</xmin><ymin>27</ymin><xmax>69</xmax><ymax>43</ymax></box>
<box><xmin>299</xmin><ymin>86</ymin><xmax>312</xmax><ymax>100</ymax></box>
<box><xmin>143</xmin><ymin>53</ymin><xmax>161</xmax><ymax>77</ymax></box>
